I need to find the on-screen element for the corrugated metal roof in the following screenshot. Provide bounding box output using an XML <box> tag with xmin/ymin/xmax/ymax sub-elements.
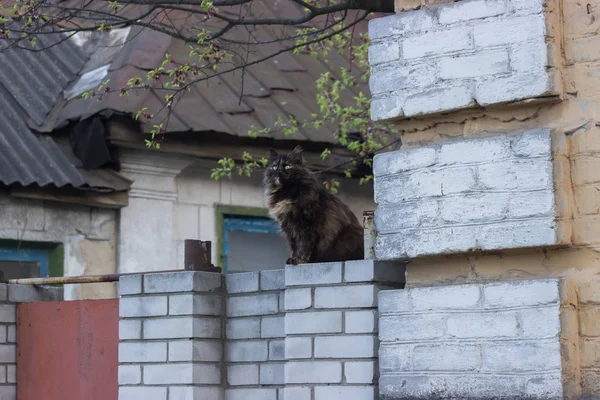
<box><xmin>0</xmin><ymin>24</ymin><xmax>130</xmax><ymax>191</ymax></box>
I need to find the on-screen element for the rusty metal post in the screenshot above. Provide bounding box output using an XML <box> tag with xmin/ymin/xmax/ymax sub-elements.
<box><xmin>184</xmin><ymin>240</ymin><xmax>221</xmax><ymax>272</ymax></box>
<box><xmin>363</xmin><ymin>211</ymin><xmax>376</xmax><ymax>260</ymax></box>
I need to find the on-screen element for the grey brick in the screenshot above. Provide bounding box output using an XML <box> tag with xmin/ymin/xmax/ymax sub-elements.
<box><xmin>168</xmin><ymin>293</ymin><xmax>221</xmax><ymax>316</ymax></box>
<box><xmin>6</xmin><ymin>325</ymin><xmax>15</xmax><ymax>343</ymax></box>
<box><xmin>143</xmin><ymin>316</ymin><xmax>221</xmax><ymax>339</ymax></box>
<box><xmin>380</xmin><ymin>314</ymin><xmax>445</xmax><ymax>342</ymax></box>
<box><xmin>519</xmin><ymin>307</ymin><xmax>560</xmax><ymax>338</ymax></box>
<box><xmin>413</xmin><ymin>343</ymin><xmax>482</xmax><ymax>371</ymax></box>
<box><xmin>379</xmin><ymin>344</ymin><xmax>411</xmax><ymax>372</ymax></box>
<box><xmin>119</xmin><ymin>319</ymin><xmax>141</xmax><ymax>340</ymax></box>
<box><xmin>0</xmin><ymin>326</ymin><xmax>7</xmax><ymax>343</ymax></box>
<box><xmin>169</xmin><ymin>387</ymin><xmax>224</xmax><ymax>400</ymax></box>
<box><xmin>285</xmin><ymin>361</ymin><xmax>342</xmax><ymax>384</ymax></box>
<box><xmin>314</xmin><ymin>285</ymin><xmax>378</xmax><ymax>309</ymax></box>
<box><xmin>284</xmin><ymin>288</ymin><xmax>312</xmax><ymax>310</ymax></box>
<box><xmin>118</xmin><ymin>275</ymin><xmax>142</xmax><ymax>296</ymax></box>
<box><xmin>367</xmin><ymin>14</ymin><xmax>403</xmax><ymax>40</ymax></box>
<box><xmin>0</xmin><ymin>344</ymin><xmax>15</xmax><ymax>363</ymax></box>
<box><xmin>118</xmin><ymin>342</ymin><xmax>166</xmax><ymax>363</ymax></box>
<box><xmin>474</xmin><ymin>14</ymin><xmax>545</xmax><ymax>47</ymax></box>
<box><xmin>369</xmin><ymin>63</ymin><xmax>436</xmax><ymax>96</ymax></box>
<box><xmin>228</xmin><ymin>364</ymin><xmax>259</xmax><ymax>386</ymax></box>
<box><xmin>511</xmin><ymin>129</ymin><xmax>551</xmax><ymax>157</ymax></box>
<box><xmin>368</xmin><ymin>42</ymin><xmax>400</xmax><ymax>66</ymax></box>
<box><xmin>403</xmin><ymin>27</ymin><xmax>472</xmax><ymax>59</ymax></box>
<box><xmin>261</xmin><ymin>315</ymin><xmax>284</xmax><ymax>338</ymax></box>
<box><xmin>345</xmin><ymin>310</ymin><xmax>377</xmax><ymax>334</ymax></box>
<box><xmin>119</xmin><ymin>296</ymin><xmax>167</xmax><ymax>318</ymax></box>
<box><xmin>344</xmin><ymin>361</ymin><xmax>375</xmax><ymax>384</ymax></box>
<box><xmin>410</xmin><ymin>284</ymin><xmax>481</xmax><ymax>311</ymax></box>
<box><xmin>483</xmin><ymin>279</ymin><xmax>559</xmax><ymax>308</ymax></box>
<box><xmin>260</xmin><ymin>270</ymin><xmax>285</xmax><ymax>291</ymax></box>
<box><xmin>285</xmin><ymin>311</ymin><xmax>342</xmax><ymax>335</ymax></box>
<box><xmin>314</xmin><ymin>386</ymin><xmax>375</xmax><ymax>400</ymax></box>
<box><xmin>8</xmin><ymin>284</ymin><xmax>63</xmax><ymax>303</ymax></box>
<box><xmin>343</xmin><ymin>259</ymin><xmax>405</xmax><ymax>284</ymax></box>
<box><xmin>403</xmin><ymin>86</ymin><xmax>476</xmax><ymax>117</ymax></box>
<box><xmin>226</xmin><ymin>317</ymin><xmax>261</xmax><ymax>339</ymax></box>
<box><xmin>447</xmin><ymin>312</ymin><xmax>519</xmax><ymax>338</ymax></box>
<box><xmin>226</xmin><ymin>388</ymin><xmax>277</xmax><ymax>400</ymax></box>
<box><xmin>375</xmin><ymin>200</ymin><xmax>440</xmax><ymax>233</ymax></box>
<box><xmin>285</xmin><ymin>262</ymin><xmax>342</xmax><ymax>286</ymax></box>
<box><xmin>143</xmin><ymin>271</ymin><xmax>221</xmax><ymax>293</ymax></box>
<box><xmin>484</xmin><ymin>341</ymin><xmax>561</xmax><ymax>371</ymax></box>
<box><xmin>475</xmin><ymin>72</ymin><xmax>557</xmax><ymax>106</ymax></box>
<box><xmin>285</xmin><ymin>336</ymin><xmax>312</xmax><ymax>359</ymax></box>
<box><xmin>510</xmin><ymin>38</ymin><xmax>551</xmax><ymax>72</ymax></box>
<box><xmin>227</xmin><ymin>293</ymin><xmax>279</xmax><ymax>317</ymax></box>
<box><xmin>119</xmin><ymin>387</ymin><xmax>166</xmax><ymax>400</ymax></box>
<box><xmin>439</xmin><ymin>0</ymin><xmax>507</xmax><ymax>24</ymax></box>
<box><xmin>269</xmin><ymin>339</ymin><xmax>285</xmax><ymax>361</ymax></box>
<box><xmin>143</xmin><ymin>363</ymin><xmax>221</xmax><ymax>385</ymax></box>
<box><xmin>168</xmin><ymin>339</ymin><xmax>222</xmax><ymax>362</ymax></box>
<box><xmin>373</xmin><ymin>147</ymin><xmax>436</xmax><ymax>177</ymax></box>
<box><xmin>260</xmin><ymin>363</ymin><xmax>284</xmax><ymax>385</ymax></box>
<box><xmin>6</xmin><ymin>365</ymin><xmax>15</xmax><ymax>384</ymax></box>
<box><xmin>225</xmin><ymin>340</ymin><xmax>268</xmax><ymax>362</ymax></box>
<box><xmin>508</xmin><ymin>191</ymin><xmax>554</xmax><ymax>219</ymax></box>
<box><xmin>226</xmin><ymin>272</ymin><xmax>259</xmax><ymax>293</ymax></box>
<box><xmin>118</xmin><ymin>365</ymin><xmax>141</xmax><ymax>385</ymax></box>
<box><xmin>314</xmin><ymin>335</ymin><xmax>376</xmax><ymax>358</ymax></box>
<box><xmin>283</xmin><ymin>387</ymin><xmax>311</xmax><ymax>400</ymax></box>
<box><xmin>0</xmin><ymin>285</ymin><xmax>7</xmax><ymax>301</ymax></box>
<box><xmin>369</xmin><ymin>95</ymin><xmax>405</xmax><ymax>122</ymax></box>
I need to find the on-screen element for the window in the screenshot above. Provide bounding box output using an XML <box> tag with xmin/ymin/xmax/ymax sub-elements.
<box><xmin>0</xmin><ymin>247</ymin><xmax>49</xmax><ymax>279</ymax></box>
<box><xmin>217</xmin><ymin>206</ymin><xmax>288</xmax><ymax>273</ymax></box>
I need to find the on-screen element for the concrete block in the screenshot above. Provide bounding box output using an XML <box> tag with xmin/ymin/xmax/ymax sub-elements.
<box><xmin>483</xmin><ymin>279</ymin><xmax>559</xmax><ymax>308</ymax></box>
<box><xmin>314</xmin><ymin>335</ymin><xmax>376</xmax><ymax>359</ymax></box>
<box><xmin>447</xmin><ymin>312</ymin><xmax>519</xmax><ymax>338</ymax></box>
<box><xmin>225</xmin><ymin>340</ymin><xmax>268</xmax><ymax>362</ymax></box>
<box><xmin>314</xmin><ymin>386</ymin><xmax>375</xmax><ymax>400</ymax></box>
<box><xmin>260</xmin><ymin>269</ymin><xmax>285</xmax><ymax>291</ymax></box>
<box><xmin>410</xmin><ymin>284</ymin><xmax>481</xmax><ymax>311</ymax></box>
<box><xmin>226</xmin><ymin>272</ymin><xmax>259</xmax><ymax>293</ymax></box>
<box><xmin>285</xmin><ymin>311</ymin><xmax>342</xmax><ymax>335</ymax></box>
<box><xmin>345</xmin><ymin>310</ymin><xmax>377</xmax><ymax>334</ymax></box>
<box><xmin>380</xmin><ymin>315</ymin><xmax>445</xmax><ymax>342</ymax></box>
<box><xmin>285</xmin><ymin>361</ymin><xmax>342</xmax><ymax>384</ymax></box>
<box><xmin>314</xmin><ymin>285</ymin><xmax>378</xmax><ymax>309</ymax></box>
<box><xmin>285</xmin><ymin>336</ymin><xmax>312</xmax><ymax>359</ymax></box>
<box><xmin>119</xmin><ymin>275</ymin><xmax>142</xmax><ymax>295</ymax></box>
<box><xmin>0</xmin><ymin>344</ymin><xmax>15</xmax><ymax>363</ymax></box>
<box><xmin>285</xmin><ymin>288</ymin><xmax>312</xmax><ymax>310</ymax></box>
<box><xmin>484</xmin><ymin>341</ymin><xmax>561</xmax><ymax>371</ymax></box>
<box><xmin>269</xmin><ymin>339</ymin><xmax>285</xmax><ymax>360</ymax></box>
<box><xmin>378</xmin><ymin>289</ymin><xmax>409</xmax><ymax>314</ymax></box>
<box><xmin>143</xmin><ymin>316</ymin><xmax>221</xmax><ymax>339</ymax></box>
<box><xmin>343</xmin><ymin>259</ymin><xmax>406</xmax><ymax>284</ymax></box>
<box><xmin>168</xmin><ymin>293</ymin><xmax>221</xmax><ymax>316</ymax></box>
<box><xmin>119</xmin><ymin>296</ymin><xmax>167</xmax><ymax>318</ymax></box>
<box><xmin>261</xmin><ymin>315</ymin><xmax>284</xmax><ymax>338</ymax></box>
<box><xmin>8</xmin><ymin>284</ymin><xmax>63</xmax><ymax>302</ymax></box>
<box><xmin>228</xmin><ymin>364</ymin><xmax>259</xmax><ymax>386</ymax></box>
<box><xmin>119</xmin><ymin>319</ymin><xmax>141</xmax><ymax>340</ymax></box>
<box><xmin>227</xmin><ymin>317</ymin><xmax>261</xmax><ymax>339</ymax></box>
<box><xmin>227</xmin><ymin>293</ymin><xmax>279</xmax><ymax>317</ymax></box>
<box><xmin>6</xmin><ymin>325</ymin><xmax>14</xmax><ymax>343</ymax></box>
<box><xmin>168</xmin><ymin>339</ymin><xmax>222</xmax><ymax>362</ymax></box>
<box><xmin>143</xmin><ymin>271</ymin><xmax>221</xmax><ymax>293</ymax></box>
<box><xmin>119</xmin><ymin>341</ymin><xmax>167</xmax><ymax>363</ymax></box>
<box><xmin>168</xmin><ymin>387</ymin><xmax>224</xmax><ymax>400</ymax></box>
<box><xmin>344</xmin><ymin>361</ymin><xmax>375</xmax><ymax>384</ymax></box>
<box><xmin>118</xmin><ymin>365</ymin><xmax>141</xmax><ymax>385</ymax></box>
<box><xmin>143</xmin><ymin>363</ymin><xmax>221</xmax><ymax>385</ymax></box>
<box><xmin>403</xmin><ymin>86</ymin><xmax>475</xmax><ymax>117</ymax></box>
<box><xmin>438</xmin><ymin>0</ymin><xmax>507</xmax><ymax>24</ymax></box>
<box><xmin>285</xmin><ymin>262</ymin><xmax>342</xmax><ymax>286</ymax></box>
<box><xmin>368</xmin><ymin>42</ymin><xmax>401</xmax><ymax>66</ymax></box>
<box><xmin>119</xmin><ymin>387</ymin><xmax>166</xmax><ymax>400</ymax></box>
<box><xmin>260</xmin><ymin>363</ymin><xmax>284</xmax><ymax>385</ymax></box>
<box><xmin>439</xmin><ymin>50</ymin><xmax>510</xmax><ymax>80</ymax></box>
<box><xmin>226</xmin><ymin>388</ymin><xmax>277</xmax><ymax>400</ymax></box>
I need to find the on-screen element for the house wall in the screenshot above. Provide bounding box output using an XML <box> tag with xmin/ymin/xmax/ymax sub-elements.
<box><xmin>0</xmin><ymin>190</ymin><xmax>117</xmax><ymax>301</ymax></box>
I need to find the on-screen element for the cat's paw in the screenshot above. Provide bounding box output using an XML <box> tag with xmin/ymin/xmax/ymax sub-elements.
<box><xmin>286</xmin><ymin>257</ymin><xmax>296</xmax><ymax>265</ymax></box>
<box><xmin>286</xmin><ymin>257</ymin><xmax>307</xmax><ymax>265</ymax></box>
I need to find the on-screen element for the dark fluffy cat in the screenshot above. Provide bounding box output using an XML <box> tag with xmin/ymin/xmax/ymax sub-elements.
<box><xmin>264</xmin><ymin>146</ymin><xmax>364</xmax><ymax>265</ymax></box>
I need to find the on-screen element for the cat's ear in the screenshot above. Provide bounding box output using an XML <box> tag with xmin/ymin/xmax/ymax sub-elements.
<box><xmin>269</xmin><ymin>148</ymin><xmax>278</xmax><ymax>161</ymax></box>
<box><xmin>290</xmin><ymin>145</ymin><xmax>304</xmax><ymax>163</ymax></box>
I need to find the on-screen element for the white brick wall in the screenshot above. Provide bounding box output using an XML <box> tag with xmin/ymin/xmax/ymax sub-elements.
<box><xmin>368</xmin><ymin>0</ymin><xmax>561</xmax><ymax>121</ymax></box>
<box><xmin>378</xmin><ymin>279</ymin><xmax>566</xmax><ymax>399</ymax></box>
<box><xmin>373</xmin><ymin>129</ymin><xmax>567</xmax><ymax>260</ymax></box>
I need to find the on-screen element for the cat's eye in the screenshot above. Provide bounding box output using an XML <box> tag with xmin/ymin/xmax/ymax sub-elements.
<box><xmin>284</xmin><ymin>165</ymin><xmax>292</xmax><ymax>170</ymax></box>
<box><xmin>272</xmin><ymin>165</ymin><xmax>277</xmax><ymax>170</ymax></box>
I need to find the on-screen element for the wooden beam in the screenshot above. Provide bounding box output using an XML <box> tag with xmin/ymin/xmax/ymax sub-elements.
<box><xmin>10</xmin><ymin>187</ymin><xmax>129</xmax><ymax>209</ymax></box>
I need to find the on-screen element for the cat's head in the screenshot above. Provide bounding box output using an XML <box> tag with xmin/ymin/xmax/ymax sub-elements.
<box><xmin>263</xmin><ymin>146</ymin><xmax>310</xmax><ymax>191</ymax></box>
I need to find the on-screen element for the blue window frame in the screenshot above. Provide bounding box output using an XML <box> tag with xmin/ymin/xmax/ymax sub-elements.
<box><xmin>0</xmin><ymin>247</ymin><xmax>49</xmax><ymax>277</ymax></box>
<box><xmin>222</xmin><ymin>214</ymin><xmax>280</xmax><ymax>272</ymax></box>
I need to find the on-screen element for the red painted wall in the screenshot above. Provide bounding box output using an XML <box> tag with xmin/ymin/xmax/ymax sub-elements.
<box><xmin>17</xmin><ymin>299</ymin><xmax>119</xmax><ymax>400</ymax></box>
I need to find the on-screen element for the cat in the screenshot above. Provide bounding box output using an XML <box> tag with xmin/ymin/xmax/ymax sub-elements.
<box><xmin>263</xmin><ymin>146</ymin><xmax>364</xmax><ymax>265</ymax></box>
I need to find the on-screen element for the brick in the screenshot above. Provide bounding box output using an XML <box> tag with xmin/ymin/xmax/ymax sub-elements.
<box><xmin>402</xmin><ymin>28</ymin><xmax>472</xmax><ymax>59</ymax></box>
<box><xmin>314</xmin><ymin>335</ymin><xmax>376</xmax><ymax>359</ymax></box>
<box><xmin>226</xmin><ymin>272</ymin><xmax>259</xmax><ymax>293</ymax></box>
<box><xmin>227</xmin><ymin>293</ymin><xmax>279</xmax><ymax>317</ymax></box>
<box><xmin>376</xmin><ymin>198</ymin><xmax>435</xmax><ymax>232</ymax></box>
<box><xmin>285</xmin><ymin>336</ymin><xmax>312</xmax><ymax>359</ymax></box>
<box><xmin>439</xmin><ymin>135</ymin><xmax>511</xmax><ymax>165</ymax></box>
<box><xmin>285</xmin><ymin>262</ymin><xmax>342</xmax><ymax>286</ymax></box>
<box><xmin>368</xmin><ymin>42</ymin><xmax>400</xmax><ymax>67</ymax></box>
<box><xmin>580</xmin><ymin>339</ymin><xmax>600</xmax><ymax>368</ymax></box>
<box><xmin>403</xmin><ymin>86</ymin><xmax>475</xmax><ymax>117</ymax></box>
<box><xmin>143</xmin><ymin>316</ymin><xmax>221</xmax><ymax>339</ymax></box>
<box><xmin>285</xmin><ymin>361</ymin><xmax>342</xmax><ymax>384</ymax></box>
<box><xmin>283</xmin><ymin>386</ymin><xmax>311</xmax><ymax>400</ymax></box>
<box><xmin>0</xmin><ymin>366</ymin><xmax>6</xmax><ymax>383</ymax></box>
<box><xmin>447</xmin><ymin>312</ymin><xmax>518</xmax><ymax>338</ymax></box>
<box><xmin>373</xmin><ymin>147</ymin><xmax>437</xmax><ymax>177</ymax></box>
<box><xmin>228</xmin><ymin>364</ymin><xmax>259</xmax><ymax>386</ymax></box>
<box><xmin>519</xmin><ymin>306</ymin><xmax>560</xmax><ymax>338</ymax></box>
<box><xmin>410</xmin><ymin>284</ymin><xmax>481</xmax><ymax>311</ymax></box>
<box><xmin>0</xmin><ymin>344</ymin><xmax>15</xmax><ymax>363</ymax></box>
<box><xmin>525</xmin><ymin>375</ymin><xmax>563</xmax><ymax>398</ymax></box>
<box><xmin>369</xmin><ymin>63</ymin><xmax>437</xmax><ymax>96</ymax></box>
<box><xmin>314</xmin><ymin>386</ymin><xmax>375</xmax><ymax>400</ymax></box>
<box><xmin>343</xmin><ymin>260</ymin><xmax>405</xmax><ymax>284</ymax></box>
<box><xmin>285</xmin><ymin>288</ymin><xmax>312</xmax><ymax>310</ymax></box>
<box><xmin>119</xmin><ymin>387</ymin><xmax>166</xmax><ymax>400</ymax></box>
<box><xmin>369</xmin><ymin>95</ymin><xmax>405</xmax><ymax>122</ymax></box>
<box><xmin>119</xmin><ymin>296</ymin><xmax>167</xmax><ymax>318</ymax></box>
<box><xmin>260</xmin><ymin>269</ymin><xmax>285</xmax><ymax>291</ymax></box>
<box><xmin>261</xmin><ymin>315</ymin><xmax>284</xmax><ymax>338</ymax></box>
<box><xmin>119</xmin><ymin>275</ymin><xmax>142</xmax><ymax>295</ymax></box>
<box><xmin>580</xmin><ymin>307</ymin><xmax>600</xmax><ymax>337</ymax></box>
<box><xmin>278</xmin><ymin>292</ymin><xmax>285</xmax><ymax>313</ymax></box>
<box><xmin>511</xmin><ymin>39</ymin><xmax>551</xmax><ymax>72</ymax></box>
<box><xmin>379</xmin><ymin>344</ymin><xmax>411</xmax><ymax>371</ymax></box>
<box><xmin>413</xmin><ymin>343</ymin><xmax>481</xmax><ymax>371</ymax></box>
<box><xmin>168</xmin><ymin>339</ymin><xmax>222</xmax><ymax>362</ymax></box>
<box><xmin>0</xmin><ymin>305</ymin><xmax>15</xmax><ymax>324</ymax></box>
<box><xmin>260</xmin><ymin>363</ymin><xmax>284</xmax><ymax>385</ymax></box>
<box><xmin>345</xmin><ymin>310</ymin><xmax>376</xmax><ymax>334</ymax></box>
<box><xmin>475</xmin><ymin>72</ymin><xmax>558</xmax><ymax>106</ymax></box>
<box><xmin>226</xmin><ymin>388</ymin><xmax>277</xmax><ymax>400</ymax></box>
<box><xmin>477</xmin><ymin>158</ymin><xmax>552</xmax><ymax>191</ymax></box>
<box><xmin>119</xmin><ymin>319</ymin><xmax>141</xmax><ymax>340</ymax></box>
<box><xmin>579</xmin><ymin>279</ymin><xmax>600</xmax><ymax>303</ymax></box>
<box><xmin>7</xmin><ymin>365</ymin><xmax>15</xmax><ymax>384</ymax></box>
<box><xmin>484</xmin><ymin>279</ymin><xmax>559</xmax><ymax>307</ymax></box>
<box><xmin>439</xmin><ymin>50</ymin><xmax>510</xmax><ymax>80</ymax></box>
<box><xmin>511</xmin><ymin>129</ymin><xmax>552</xmax><ymax>157</ymax></box>
<box><xmin>269</xmin><ymin>339</ymin><xmax>285</xmax><ymax>360</ymax></box>
<box><xmin>380</xmin><ymin>315</ymin><xmax>445</xmax><ymax>342</ymax></box>
<box><xmin>0</xmin><ymin>285</ymin><xmax>6</xmax><ymax>301</ymax></box>
<box><xmin>573</xmin><ymin>155</ymin><xmax>600</xmax><ymax>185</ymax></box>
<box><xmin>225</xmin><ymin>340</ymin><xmax>268</xmax><ymax>362</ymax></box>
<box><xmin>484</xmin><ymin>341</ymin><xmax>561</xmax><ymax>371</ymax></box>
<box><xmin>480</xmin><ymin>220</ymin><xmax>558</xmax><ymax>250</ymax></box>
<box><xmin>6</xmin><ymin>325</ymin><xmax>14</xmax><ymax>343</ymax></box>
<box><xmin>438</xmin><ymin>0</ymin><xmax>506</xmax><ymax>24</ymax></box>
<box><xmin>118</xmin><ymin>342</ymin><xmax>166</xmax><ymax>363</ymax></box>
<box><xmin>474</xmin><ymin>14</ymin><xmax>545</xmax><ymax>47</ymax></box>
<box><xmin>314</xmin><ymin>285</ymin><xmax>378</xmax><ymax>309</ymax></box>
<box><xmin>0</xmin><ymin>326</ymin><xmax>6</xmax><ymax>343</ymax></box>
<box><xmin>143</xmin><ymin>363</ymin><xmax>220</xmax><ymax>385</ymax></box>
<box><xmin>168</xmin><ymin>293</ymin><xmax>221</xmax><ymax>316</ymax></box>
<box><xmin>510</xmin><ymin>0</ymin><xmax>545</xmax><ymax>14</ymax></box>
<box><xmin>285</xmin><ymin>311</ymin><xmax>342</xmax><ymax>335</ymax></box>
<box><xmin>8</xmin><ymin>284</ymin><xmax>63</xmax><ymax>302</ymax></box>
<box><xmin>168</xmin><ymin>387</ymin><xmax>224</xmax><ymax>400</ymax></box>
<box><xmin>227</xmin><ymin>317</ymin><xmax>261</xmax><ymax>339</ymax></box>
<box><xmin>118</xmin><ymin>365</ymin><xmax>141</xmax><ymax>385</ymax></box>
<box><xmin>344</xmin><ymin>361</ymin><xmax>375</xmax><ymax>384</ymax></box>
<box><xmin>574</xmin><ymin>185</ymin><xmax>600</xmax><ymax>216</ymax></box>
<box><xmin>367</xmin><ymin>14</ymin><xmax>402</xmax><ymax>40</ymax></box>
<box><xmin>378</xmin><ymin>289</ymin><xmax>409</xmax><ymax>314</ymax></box>
<box><xmin>508</xmin><ymin>190</ymin><xmax>554</xmax><ymax>219</ymax></box>
<box><xmin>143</xmin><ymin>271</ymin><xmax>221</xmax><ymax>293</ymax></box>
